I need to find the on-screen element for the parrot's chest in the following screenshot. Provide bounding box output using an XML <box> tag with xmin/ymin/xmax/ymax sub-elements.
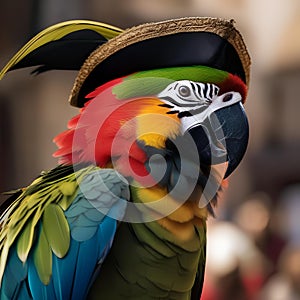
<box><xmin>88</xmin><ymin>222</ymin><xmax>205</xmax><ymax>299</ymax></box>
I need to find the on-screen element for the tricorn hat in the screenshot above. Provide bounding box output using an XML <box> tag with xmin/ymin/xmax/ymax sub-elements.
<box><xmin>70</xmin><ymin>17</ymin><xmax>250</xmax><ymax>107</ymax></box>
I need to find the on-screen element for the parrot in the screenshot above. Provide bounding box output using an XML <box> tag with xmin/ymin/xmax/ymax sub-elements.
<box><xmin>0</xmin><ymin>17</ymin><xmax>250</xmax><ymax>300</ymax></box>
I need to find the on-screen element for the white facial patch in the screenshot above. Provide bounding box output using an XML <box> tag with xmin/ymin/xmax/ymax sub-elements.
<box><xmin>158</xmin><ymin>80</ymin><xmax>243</xmax><ymax>160</ymax></box>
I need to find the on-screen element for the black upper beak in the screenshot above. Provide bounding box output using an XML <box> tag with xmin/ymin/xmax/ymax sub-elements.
<box><xmin>215</xmin><ymin>102</ymin><xmax>249</xmax><ymax>177</ymax></box>
<box><xmin>188</xmin><ymin>101</ymin><xmax>249</xmax><ymax>178</ymax></box>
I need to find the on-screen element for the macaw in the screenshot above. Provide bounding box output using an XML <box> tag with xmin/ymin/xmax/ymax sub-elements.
<box><xmin>0</xmin><ymin>17</ymin><xmax>250</xmax><ymax>299</ymax></box>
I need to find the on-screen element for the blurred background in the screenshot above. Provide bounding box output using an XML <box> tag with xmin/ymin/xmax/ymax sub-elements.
<box><xmin>0</xmin><ymin>0</ymin><xmax>300</xmax><ymax>299</ymax></box>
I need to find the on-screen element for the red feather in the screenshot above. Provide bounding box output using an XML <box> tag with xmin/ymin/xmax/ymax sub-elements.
<box><xmin>218</xmin><ymin>73</ymin><xmax>248</xmax><ymax>102</ymax></box>
<box><xmin>53</xmin><ymin>80</ymin><xmax>160</xmax><ymax>184</ymax></box>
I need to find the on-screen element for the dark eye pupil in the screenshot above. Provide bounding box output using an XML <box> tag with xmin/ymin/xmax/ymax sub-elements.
<box><xmin>178</xmin><ymin>86</ymin><xmax>190</xmax><ymax>97</ymax></box>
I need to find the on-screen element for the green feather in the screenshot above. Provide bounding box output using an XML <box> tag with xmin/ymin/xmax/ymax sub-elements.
<box><xmin>5</xmin><ymin>211</ymin><xmax>34</xmax><ymax>249</ymax></box>
<box><xmin>113</xmin><ymin>66</ymin><xmax>229</xmax><ymax>99</ymax></box>
<box><xmin>43</xmin><ymin>204</ymin><xmax>70</xmax><ymax>258</ymax></box>
<box><xmin>113</xmin><ymin>77</ymin><xmax>174</xmax><ymax>99</ymax></box>
<box><xmin>59</xmin><ymin>181</ymin><xmax>78</xmax><ymax>197</ymax></box>
<box><xmin>33</xmin><ymin>226</ymin><xmax>52</xmax><ymax>285</ymax></box>
<box><xmin>132</xmin><ymin>222</ymin><xmax>175</xmax><ymax>258</ymax></box>
<box><xmin>16</xmin><ymin>219</ymin><xmax>35</xmax><ymax>263</ymax></box>
<box><xmin>128</xmin><ymin>65</ymin><xmax>229</xmax><ymax>82</ymax></box>
<box><xmin>58</xmin><ymin>181</ymin><xmax>79</xmax><ymax>210</ymax></box>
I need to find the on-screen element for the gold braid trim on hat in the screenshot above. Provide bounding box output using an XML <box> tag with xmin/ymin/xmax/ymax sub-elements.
<box><xmin>69</xmin><ymin>17</ymin><xmax>251</xmax><ymax>106</ymax></box>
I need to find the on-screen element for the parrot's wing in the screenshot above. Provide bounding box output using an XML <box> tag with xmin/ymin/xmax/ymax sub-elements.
<box><xmin>0</xmin><ymin>165</ymin><xmax>129</xmax><ymax>300</ymax></box>
<box><xmin>0</xmin><ymin>20</ymin><xmax>123</xmax><ymax>79</ymax></box>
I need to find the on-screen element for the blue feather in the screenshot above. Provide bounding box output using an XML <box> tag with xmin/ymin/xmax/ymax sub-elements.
<box><xmin>70</xmin><ymin>232</ymin><xmax>100</xmax><ymax>300</ymax></box>
<box><xmin>1</xmin><ymin>248</ymin><xmax>28</xmax><ymax>300</ymax></box>
<box><xmin>0</xmin><ymin>292</ymin><xmax>10</xmax><ymax>300</ymax></box>
<box><xmin>28</xmin><ymin>258</ymin><xmax>56</xmax><ymax>300</ymax></box>
<box><xmin>106</xmin><ymin>198</ymin><xmax>127</xmax><ymax>220</ymax></box>
<box><xmin>71</xmin><ymin>226</ymin><xmax>98</xmax><ymax>241</ymax></box>
<box><xmin>6</xmin><ymin>248</ymin><xmax>28</xmax><ymax>282</ymax></box>
<box><xmin>17</xmin><ymin>282</ymin><xmax>32</xmax><ymax>300</ymax></box>
<box><xmin>96</xmin><ymin>217</ymin><xmax>117</xmax><ymax>260</ymax></box>
<box><xmin>98</xmin><ymin>217</ymin><xmax>117</xmax><ymax>249</ymax></box>
<box><xmin>64</xmin><ymin>201</ymin><xmax>86</xmax><ymax>218</ymax></box>
<box><xmin>52</xmin><ymin>239</ymin><xmax>79</xmax><ymax>300</ymax></box>
<box><xmin>84</xmin><ymin>208</ymin><xmax>105</xmax><ymax>222</ymax></box>
<box><xmin>2</xmin><ymin>267</ymin><xmax>18</xmax><ymax>299</ymax></box>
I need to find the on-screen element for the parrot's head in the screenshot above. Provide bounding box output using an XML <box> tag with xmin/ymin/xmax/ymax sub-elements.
<box><xmin>0</xmin><ymin>17</ymin><xmax>250</xmax><ymax>222</ymax></box>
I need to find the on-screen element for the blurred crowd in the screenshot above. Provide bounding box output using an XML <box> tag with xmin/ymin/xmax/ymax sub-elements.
<box><xmin>202</xmin><ymin>186</ymin><xmax>300</xmax><ymax>300</ymax></box>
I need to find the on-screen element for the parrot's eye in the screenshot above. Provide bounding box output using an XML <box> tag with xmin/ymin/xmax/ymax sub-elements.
<box><xmin>178</xmin><ymin>86</ymin><xmax>191</xmax><ymax>97</ymax></box>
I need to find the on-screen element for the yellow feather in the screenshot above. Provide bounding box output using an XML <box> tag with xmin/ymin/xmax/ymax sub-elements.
<box><xmin>137</xmin><ymin>98</ymin><xmax>180</xmax><ymax>148</ymax></box>
<box><xmin>0</xmin><ymin>20</ymin><xmax>123</xmax><ymax>79</ymax></box>
<box><xmin>132</xmin><ymin>182</ymin><xmax>208</xmax><ymax>241</ymax></box>
<box><xmin>157</xmin><ymin>218</ymin><xmax>196</xmax><ymax>241</ymax></box>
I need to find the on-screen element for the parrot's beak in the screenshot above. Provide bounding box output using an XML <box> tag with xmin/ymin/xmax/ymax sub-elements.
<box><xmin>185</xmin><ymin>96</ymin><xmax>249</xmax><ymax>179</ymax></box>
<box><xmin>214</xmin><ymin>102</ymin><xmax>249</xmax><ymax>177</ymax></box>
